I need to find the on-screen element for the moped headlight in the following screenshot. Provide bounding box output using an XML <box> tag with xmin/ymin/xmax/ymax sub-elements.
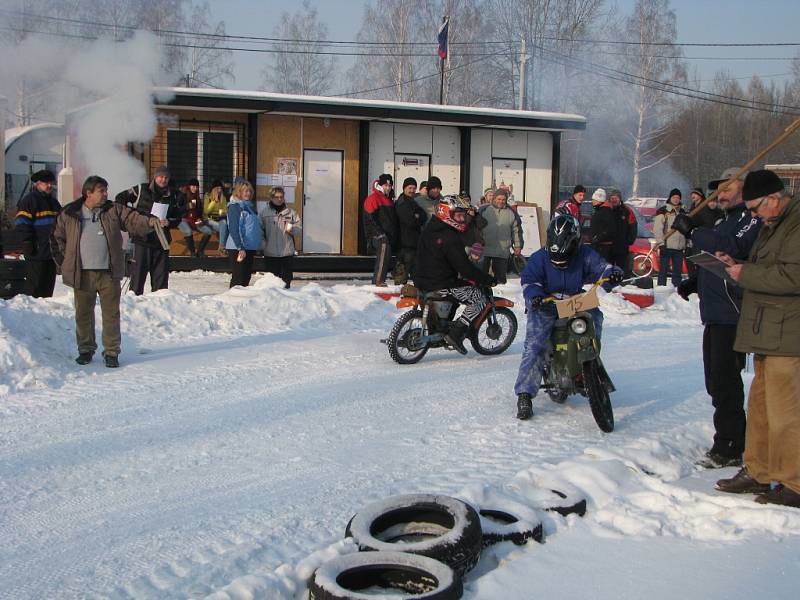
<box><xmin>570</xmin><ymin>318</ymin><xmax>588</xmax><ymax>334</ymax></box>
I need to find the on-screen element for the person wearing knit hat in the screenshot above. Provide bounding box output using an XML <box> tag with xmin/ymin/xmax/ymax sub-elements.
<box><xmin>177</xmin><ymin>177</ymin><xmax>208</xmax><ymax>257</ymax></box>
<box><xmin>555</xmin><ymin>184</ymin><xmax>586</xmax><ymax>219</ymax></box>
<box><xmin>114</xmin><ymin>165</ymin><xmax>184</xmax><ymax>295</ymax></box>
<box><xmin>715</xmin><ymin>170</ymin><xmax>800</xmax><ymax>507</ymax></box>
<box><xmin>363</xmin><ymin>174</ymin><xmax>399</xmax><ymax>286</ymax></box>
<box><xmin>591</xmin><ymin>188</ymin><xmax>607</xmax><ymax>205</ymax></box>
<box><xmin>416</xmin><ymin>176</ymin><xmax>442</xmax><ymax>220</ymax></box>
<box><xmin>653</xmin><ymin>188</ymin><xmax>687</xmax><ymax>287</ymax></box>
<box><xmin>14</xmin><ymin>169</ymin><xmax>60</xmax><ymax>297</ymax></box>
<box><xmin>589</xmin><ymin>188</ymin><xmax>638</xmax><ymax>270</ymax></box>
<box><xmin>480</xmin><ymin>187</ymin><xmax>495</xmax><ymax>205</ymax></box>
<box><xmin>479</xmin><ymin>185</ymin><xmax>523</xmax><ymax>284</ymax></box>
<box><xmin>394</xmin><ymin>177</ymin><xmax>426</xmax><ymax>284</ymax></box>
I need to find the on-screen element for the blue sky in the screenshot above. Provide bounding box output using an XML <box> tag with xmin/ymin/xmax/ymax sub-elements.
<box><xmin>209</xmin><ymin>0</ymin><xmax>800</xmax><ymax>92</ymax></box>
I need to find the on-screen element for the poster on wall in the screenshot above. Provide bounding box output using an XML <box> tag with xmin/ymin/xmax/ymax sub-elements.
<box><xmin>493</xmin><ymin>158</ymin><xmax>525</xmax><ymax>205</ymax></box>
<box><xmin>276</xmin><ymin>158</ymin><xmax>298</xmax><ymax>175</ymax></box>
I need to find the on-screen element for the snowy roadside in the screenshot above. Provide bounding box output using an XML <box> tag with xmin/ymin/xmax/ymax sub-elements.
<box><xmin>1</xmin><ymin>273</ymin><xmax>798</xmax><ymax>599</ymax></box>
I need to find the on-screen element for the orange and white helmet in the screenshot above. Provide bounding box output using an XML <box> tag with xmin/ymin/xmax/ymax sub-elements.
<box><xmin>435</xmin><ymin>195</ymin><xmax>471</xmax><ymax>232</ymax></box>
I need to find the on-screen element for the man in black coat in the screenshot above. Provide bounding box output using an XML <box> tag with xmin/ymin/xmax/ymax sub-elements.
<box><xmin>115</xmin><ymin>165</ymin><xmax>184</xmax><ymax>295</ymax></box>
<box><xmin>415</xmin><ymin>196</ymin><xmax>494</xmax><ymax>355</ymax></box>
<box><xmin>394</xmin><ymin>177</ymin><xmax>427</xmax><ymax>284</ymax></box>
<box><xmin>589</xmin><ymin>189</ymin><xmax>637</xmax><ymax>272</ymax></box>
<box><xmin>685</xmin><ymin>187</ymin><xmax>723</xmax><ymax>276</ymax></box>
<box><xmin>673</xmin><ymin>171</ymin><xmax>762</xmax><ymax>468</ymax></box>
<box><xmin>14</xmin><ymin>170</ymin><xmax>61</xmax><ymax>297</ymax></box>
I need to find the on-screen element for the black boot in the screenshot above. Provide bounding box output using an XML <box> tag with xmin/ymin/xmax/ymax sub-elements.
<box><xmin>517</xmin><ymin>393</ymin><xmax>533</xmax><ymax>420</ymax></box>
<box><xmin>184</xmin><ymin>235</ymin><xmax>196</xmax><ymax>256</ymax></box>
<box><xmin>197</xmin><ymin>234</ymin><xmax>210</xmax><ymax>257</ymax></box>
<box><xmin>444</xmin><ymin>320</ymin><xmax>469</xmax><ymax>355</ymax></box>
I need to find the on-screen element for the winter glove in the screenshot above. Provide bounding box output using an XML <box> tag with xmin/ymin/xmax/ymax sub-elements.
<box><xmin>529</xmin><ymin>296</ymin><xmax>545</xmax><ymax>311</ymax></box>
<box><xmin>607</xmin><ymin>270</ymin><xmax>624</xmax><ymax>286</ymax></box>
<box><xmin>671</xmin><ymin>213</ymin><xmax>694</xmax><ymax>237</ymax></box>
<box><xmin>374</xmin><ymin>233</ymin><xmax>388</xmax><ymax>243</ymax></box>
<box><xmin>677</xmin><ymin>276</ymin><xmax>697</xmax><ymax>301</ymax></box>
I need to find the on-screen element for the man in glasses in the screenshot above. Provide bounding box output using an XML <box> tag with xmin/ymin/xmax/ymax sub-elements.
<box><xmin>671</xmin><ymin>168</ymin><xmax>761</xmax><ymax>468</ymax></box>
<box><xmin>715</xmin><ymin>170</ymin><xmax>800</xmax><ymax>508</ymax></box>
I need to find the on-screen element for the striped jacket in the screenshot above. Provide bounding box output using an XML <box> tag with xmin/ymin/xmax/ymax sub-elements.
<box><xmin>15</xmin><ymin>188</ymin><xmax>61</xmax><ymax>260</ymax></box>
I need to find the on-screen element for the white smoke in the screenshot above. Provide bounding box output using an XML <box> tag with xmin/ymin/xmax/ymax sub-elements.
<box><xmin>0</xmin><ymin>29</ymin><xmax>171</xmax><ymax>196</ymax></box>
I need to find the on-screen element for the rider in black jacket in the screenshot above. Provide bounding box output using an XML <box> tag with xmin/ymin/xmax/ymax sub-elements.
<box><xmin>415</xmin><ymin>196</ymin><xmax>494</xmax><ymax>355</ymax></box>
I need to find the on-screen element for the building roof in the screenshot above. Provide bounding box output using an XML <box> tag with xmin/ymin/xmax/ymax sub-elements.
<box><xmin>4</xmin><ymin>122</ymin><xmax>64</xmax><ymax>152</ymax></box>
<box><xmin>154</xmin><ymin>87</ymin><xmax>586</xmax><ymax>132</ymax></box>
<box><xmin>765</xmin><ymin>164</ymin><xmax>800</xmax><ymax>171</ymax></box>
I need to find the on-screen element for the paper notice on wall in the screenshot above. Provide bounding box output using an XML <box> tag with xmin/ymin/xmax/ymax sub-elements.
<box><xmin>256</xmin><ymin>173</ymin><xmax>270</xmax><ymax>186</ymax></box>
<box><xmin>282</xmin><ymin>174</ymin><xmax>298</xmax><ymax>187</ymax></box>
<box><xmin>150</xmin><ymin>202</ymin><xmax>169</xmax><ymax>220</ymax></box>
<box><xmin>284</xmin><ymin>187</ymin><xmax>296</xmax><ymax>204</ymax></box>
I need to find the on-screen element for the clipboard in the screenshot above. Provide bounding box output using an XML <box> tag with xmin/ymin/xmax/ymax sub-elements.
<box><xmin>687</xmin><ymin>251</ymin><xmax>739</xmax><ymax>284</ymax></box>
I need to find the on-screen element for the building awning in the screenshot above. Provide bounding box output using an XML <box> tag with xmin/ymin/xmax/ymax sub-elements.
<box><xmin>154</xmin><ymin>87</ymin><xmax>586</xmax><ymax>132</ymax></box>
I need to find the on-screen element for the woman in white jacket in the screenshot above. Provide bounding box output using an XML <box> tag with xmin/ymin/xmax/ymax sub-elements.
<box><xmin>259</xmin><ymin>186</ymin><xmax>302</xmax><ymax>288</ymax></box>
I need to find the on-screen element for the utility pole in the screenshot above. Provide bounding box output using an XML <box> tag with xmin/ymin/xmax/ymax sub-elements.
<box><xmin>518</xmin><ymin>37</ymin><xmax>527</xmax><ymax>111</ymax></box>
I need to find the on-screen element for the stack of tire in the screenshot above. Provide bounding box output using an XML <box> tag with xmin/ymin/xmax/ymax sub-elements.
<box><xmin>0</xmin><ymin>260</ymin><xmax>25</xmax><ymax>300</ymax></box>
<box><xmin>307</xmin><ymin>493</ymin><xmax>546</xmax><ymax>600</ymax></box>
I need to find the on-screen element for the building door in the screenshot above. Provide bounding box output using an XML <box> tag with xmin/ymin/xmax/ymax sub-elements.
<box><xmin>493</xmin><ymin>158</ymin><xmax>526</xmax><ymax>205</ymax></box>
<box><xmin>303</xmin><ymin>149</ymin><xmax>344</xmax><ymax>254</ymax></box>
<box><xmin>394</xmin><ymin>154</ymin><xmax>430</xmax><ymax>192</ymax></box>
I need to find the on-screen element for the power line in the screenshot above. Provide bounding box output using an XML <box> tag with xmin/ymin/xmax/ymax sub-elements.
<box><xmin>6</xmin><ymin>9</ymin><xmax>800</xmax><ymax>50</ymax></box>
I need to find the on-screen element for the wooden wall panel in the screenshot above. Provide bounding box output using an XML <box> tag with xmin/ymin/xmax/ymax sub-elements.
<box><xmin>256</xmin><ymin>115</ymin><xmax>360</xmax><ymax>255</ymax></box>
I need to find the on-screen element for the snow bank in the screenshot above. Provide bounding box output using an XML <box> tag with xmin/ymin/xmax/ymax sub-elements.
<box><xmin>0</xmin><ymin>275</ymin><xmax>396</xmax><ymax>397</ymax></box>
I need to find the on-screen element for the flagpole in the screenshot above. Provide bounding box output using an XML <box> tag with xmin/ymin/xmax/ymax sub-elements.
<box><xmin>439</xmin><ymin>57</ymin><xmax>444</xmax><ymax>105</ymax></box>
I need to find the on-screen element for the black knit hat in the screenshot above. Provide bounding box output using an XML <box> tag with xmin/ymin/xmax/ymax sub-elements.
<box><xmin>742</xmin><ymin>170</ymin><xmax>784</xmax><ymax>202</ymax></box>
<box><xmin>668</xmin><ymin>188</ymin><xmax>682</xmax><ymax>199</ymax></box>
<box><xmin>31</xmin><ymin>169</ymin><xmax>55</xmax><ymax>183</ymax></box>
<box><xmin>210</xmin><ymin>179</ymin><xmax>223</xmax><ymax>190</ymax></box>
<box><xmin>378</xmin><ymin>173</ymin><xmax>393</xmax><ymax>186</ymax></box>
<box><xmin>427</xmin><ymin>176</ymin><xmax>443</xmax><ymax>190</ymax></box>
<box><xmin>419</xmin><ymin>180</ymin><xmax>428</xmax><ymax>190</ymax></box>
<box><xmin>402</xmin><ymin>177</ymin><xmax>417</xmax><ymax>189</ymax></box>
<box><xmin>573</xmin><ymin>184</ymin><xmax>586</xmax><ymax>195</ymax></box>
<box><xmin>187</xmin><ymin>177</ymin><xmax>199</xmax><ymax>187</ymax></box>
<box><xmin>691</xmin><ymin>187</ymin><xmax>705</xmax><ymax>200</ymax></box>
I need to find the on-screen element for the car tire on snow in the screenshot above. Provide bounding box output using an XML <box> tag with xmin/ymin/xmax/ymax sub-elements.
<box><xmin>545</xmin><ymin>489</ymin><xmax>587</xmax><ymax>517</ymax></box>
<box><xmin>308</xmin><ymin>551</ymin><xmax>462</xmax><ymax>600</ymax></box>
<box><xmin>478</xmin><ymin>509</ymin><xmax>544</xmax><ymax>547</ymax></box>
<box><xmin>345</xmin><ymin>494</ymin><xmax>482</xmax><ymax>577</ymax></box>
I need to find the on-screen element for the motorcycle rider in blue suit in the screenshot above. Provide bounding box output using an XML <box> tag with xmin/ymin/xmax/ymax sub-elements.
<box><xmin>515</xmin><ymin>214</ymin><xmax>623</xmax><ymax>420</ymax></box>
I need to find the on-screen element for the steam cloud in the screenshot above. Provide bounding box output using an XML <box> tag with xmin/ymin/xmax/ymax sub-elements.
<box><xmin>0</xmin><ymin>29</ymin><xmax>171</xmax><ymax>196</ymax></box>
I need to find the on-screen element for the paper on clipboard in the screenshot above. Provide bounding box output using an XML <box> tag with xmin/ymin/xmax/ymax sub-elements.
<box><xmin>687</xmin><ymin>251</ymin><xmax>739</xmax><ymax>284</ymax></box>
<box><xmin>150</xmin><ymin>202</ymin><xmax>169</xmax><ymax>220</ymax></box>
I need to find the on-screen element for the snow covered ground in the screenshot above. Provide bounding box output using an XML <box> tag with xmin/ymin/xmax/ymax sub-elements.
<box><xmin>1</xmin><ymin>273</ymin><xmax>798</xmax><ymax>599</ymax></box>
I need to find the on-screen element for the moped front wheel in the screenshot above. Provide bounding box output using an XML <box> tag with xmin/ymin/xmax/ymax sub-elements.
<box><xmin>582</xmin><ymin>359</ymin><xmax>614</xmax><ymax>432</ymax></box>
<box><xmin>469</xmin><ymin>307</ymin><xmax>518</xmax><ymax>355</ymax></box>
<box><xmin>387</xmin><ymin>309</ymin><xmax>429</xmax><ymax>364</ymax></box>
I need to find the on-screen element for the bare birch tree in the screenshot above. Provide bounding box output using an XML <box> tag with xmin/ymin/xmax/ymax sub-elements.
<box><xmin>261</xmin><ymin>0</ymin><xmax>337</xmax><ymax>95</ymax></box>
<box><xmin>618</xmin><ymin>0</ymin><xmax>685</xmax><ymax>197</ymax></box>
<box><xmin>173</xmin><ymin>1</ymin><xmax>234</xmax><ymax>88</ymax></box>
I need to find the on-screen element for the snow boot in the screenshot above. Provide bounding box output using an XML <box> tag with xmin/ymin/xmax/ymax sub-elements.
<box><xmin>517</xmin><ymin>393</ymin><xmax>533</xmax><ymax>420</ymax></box>
<box><xmin>197</xmin><ymin>234</ymin><xmax>211</xmax><ymax>257</ymax></box>
<box><xmin>697</xmin><ymin>450</ymin><xmax>742</xmax><ymax>469</ymax></box>
<box><xmin>444</xmin><ymin>320</ymin><xmax>469</xmax><ymax>355</ymax></box>
<box><xmin>75</xmin><ymin>352</ymin><xmax>93</xmax><ymax>365</ymax></box>
<box><xmin>755</xmin><ymin>485</ymin><xmax>800</xmax><ymax>508</ymax></box>
<box><xmin>104</xmin><ymin>355</ymin><xmax>119</xmax><ymax>368</ymax></box>
<box><xmin>184</xmin><ymin>235</ymin><xmax>196</xmax><ymax>256</ymax></box>
<box><xmin>715</xmin><ymin>467</ymin><xmax>771</xmax><ymax>494</ymax></box>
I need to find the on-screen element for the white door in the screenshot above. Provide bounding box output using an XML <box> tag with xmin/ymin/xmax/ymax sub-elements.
<box><xmin>394</xmin><ymin>154</ymin><xmax>430</xmax><ymax>191</ymax></box>
<box><xmin>493</xmin><ymin>158</ymin><xmax>526</xmax><ymax>206</ymax></box>
<box><xmin>303</xmin><ymin>150</ymin><xmax>343</xmax><ymax>253</ymax></box>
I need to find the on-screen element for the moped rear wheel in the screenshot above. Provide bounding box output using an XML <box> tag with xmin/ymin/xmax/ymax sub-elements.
<box><xmin>582</xmin><ymin>359</ymin><xmax>614</xmax><ymax>432</ymax></box>
<box><xmin>469</xmin><ymin>307</ymin><xmax>518</xmax><ymax>355</ymax></box>
<box><xmin>387</xmin><ymin>309</ymin><xmax>429</xmax><ymax>364</ymax></box>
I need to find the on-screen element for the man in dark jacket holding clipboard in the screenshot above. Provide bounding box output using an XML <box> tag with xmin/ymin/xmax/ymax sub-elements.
<box><xmin>115</xmin><ymin>166</ymin><xmax>183</xmax><ymax>295</ymax></box>
<box><xmin>671</xmin><ymin>168</ymin><xmax>761</xmax><ymax>468</ymax></box>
